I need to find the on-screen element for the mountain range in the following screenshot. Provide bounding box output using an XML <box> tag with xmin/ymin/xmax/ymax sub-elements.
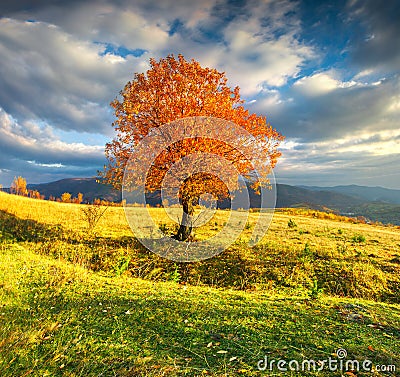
<box><xmin>299</xmin><ymin>185</ymin><xmax>400</xmax><ymax>205</ymax></box>
<box><xmin>2</xmin><ymin>178</ymin><xmax>399</xmax><ymax>225</ymax></box>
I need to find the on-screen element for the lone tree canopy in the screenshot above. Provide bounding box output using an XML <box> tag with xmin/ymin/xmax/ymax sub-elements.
<box><xmin>102</xmin><ymin>54</ymin><xmax>284</xmax><ymax>240</ymax></box>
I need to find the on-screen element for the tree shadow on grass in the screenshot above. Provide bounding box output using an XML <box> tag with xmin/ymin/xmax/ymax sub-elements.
<box><xmin>1</xmin><ymin>210</ymin><xmax>399</xmax><ymax>303</ymax></box>
<box><xmin>0</xmin><ymin>209</ymin><xmax>63</xmax><ymax>242</ymax></box>
<box><xmin>0</xmin><ymin>210</ymin><xmax>260</xmax><ymax>289</ymax></box>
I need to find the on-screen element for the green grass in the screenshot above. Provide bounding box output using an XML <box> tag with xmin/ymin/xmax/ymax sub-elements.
<box><xmin>1</xmin><ymin>243</ymin><xmax>399</xmax><ymax>376</ymax></box>
<box><xmin>0</xmin><ymin>191</ymin><xmax>400</xmax><ymax>375</ymax></box>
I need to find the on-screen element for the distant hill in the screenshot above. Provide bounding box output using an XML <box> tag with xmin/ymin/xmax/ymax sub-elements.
<box><xmin>27</xmin><ymin>178</ymin><xmax>121</xmax><ymax>203</ymax></box>
<box><xmin>300</xmin><ymin>185</ymin><xmax>400</xmax><ymax>205</ymax></box>
<box><xmin>2</xmin><ymin>178</ymin><xmax>399</xmax><ymax>225</ymax></box>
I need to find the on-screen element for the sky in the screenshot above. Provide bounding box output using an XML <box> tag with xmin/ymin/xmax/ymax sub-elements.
<box><xmin>0</xmin><ymin>0</ymin><xmax>399</xmax><ymax>189</ymax></box>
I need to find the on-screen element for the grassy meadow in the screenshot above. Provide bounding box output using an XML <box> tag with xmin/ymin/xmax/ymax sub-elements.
<box><xmin>0</xmin><ymin>191</ymin><xmax>399</xmax><ymax>376</ymax></box>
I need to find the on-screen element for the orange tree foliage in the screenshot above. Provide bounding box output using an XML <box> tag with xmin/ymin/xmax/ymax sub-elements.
<box><xmin>10</xmin><ymin>176</ymin><xmax>28</xmax><ymax>196</ymax></box>
<box><xmin>102</xmin><ymin>54</ymin><xmax>284</xmax><ymax>239</ymax></box>
<box><xmin>61</xmin><ymin>192</ymin><xmax>72</xmax><ymax>203</ymax></box>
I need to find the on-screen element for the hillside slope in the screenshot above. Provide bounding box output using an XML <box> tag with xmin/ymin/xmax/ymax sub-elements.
<box><xmin>5</xmin><ymin>177</ymin><xmax>397</xmax><ymax>224</ymax></box>
<box><xmin>0</xmin><ymin>191</ymin><xmax>399</xmax><ymax>376</ymax></box>
<box><xmin>276</xmin><ymin>184</ymin><xmax>365</xmax><ymax>210</ymax></box>
<box><xmin>1</xmin><ymin>190</ymin><xmax>399</xmax><ymax>299</ymax></box>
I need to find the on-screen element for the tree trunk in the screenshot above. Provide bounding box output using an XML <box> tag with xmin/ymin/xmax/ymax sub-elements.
<box><xmin>175</xmin><ymin>196</ymin><xmax>195</xmax><ymax>241</ymax></box>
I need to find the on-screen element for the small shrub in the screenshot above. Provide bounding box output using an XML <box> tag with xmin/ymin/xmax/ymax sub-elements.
<box><xmin>10</xmin><ymin>176</ymin><xmax>28</xmax><ymax>196</ymax></box>
<box><xmin>114</xmin><ymin>256</ymin><xmax>131</xmax><ymax>277</ymax></box>
<box><xmin>61</xmin><ymin>192</ymin><xmax>72</xmax><ymax>203</ymax></box>
<box><xmin>159</xmin><ymin>223</ymin><xmax>168</xmax><ymax>232</ymax></box>
<box><xmin>300</xmin><ymin>243</ymin><xmax>314</xmax><ymax>262</ymax></box>
<box><xmin>352</xmin><ymin>234</ymin><xmax>366</xmax><ymax>243</ymax></box>
<box><xmin>288</xmin><ymin>218</ymin><xmax>297</xmax><ymax>228</ymax></box>
<box><xmin>80</xmin><ymin>205</ymin><xmax>108</xmax><ymax>233</ymax></box>
<box><xmin>168</xmin><ymin>264</ymin><xmax>181</xmax><ymax>283</ymax></box>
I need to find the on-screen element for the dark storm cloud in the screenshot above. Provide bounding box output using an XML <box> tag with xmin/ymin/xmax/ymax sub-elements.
<box><xmin>0</xmin><ymin>0</ymin><xmax>84</xmax><ymax>15</ymax></box>
<box><xmin>347</xmin><ymin>0</ymin><xmax>400</xmax><ymax>72</ymax></box>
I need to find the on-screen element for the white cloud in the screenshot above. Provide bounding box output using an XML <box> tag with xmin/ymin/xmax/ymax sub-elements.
<box><xmin>353</xmin><ymin>69</ymin><xmax>374</xmax><ymax>80</ymax></box>
<box><xmin>305</xmin><ymin>129</ymin><xmax>400</xmax><ymax>156</ymax></box>
<box><xmin>275</xmin><ymin>133</ymin><xmax>400</xmax><ymax>188</ymax></box>
<box><xmin>0</xmin><ymin>18</ymin><xmax>143</xmax><ymax>134</ymax></box>
<box><xmin>387</xmin><ymin>96</ymin><xmax>400</xmax><ymax>113</ymax></box>
<box><xmin>20</xmin><ymin>2</ymin><xmax>171</xmax><ymax>51</ymax></box>
<box><xmin>224</xmin><ymin>32</ymin><xmax>313</xmax><ymax>94</ymax></box>
<box><xmin>293</xmin><ymin>71</ymin><xmax>360</xmax><ymax>96</ymax></box>
<box><xmin>219</xmin><ymin>2</ymin><xmax>314</xmax><ymax>95</ymax></box>
<box><xmin>0</xmin><ymin>108</ymin><xmax>104</xmax><ymax>165</ymax></box>
<box><xmin>252</xmin><ymin>73</ymin><xmax>400</xmax><ymax>142</ymax></box>
<box><xmin>0</xmin><ymin>1</ymin><xmax>314</xmax><ymax>124</ymax></box>
<box><xmin>27</xmin><ymin>161</ymin><xmax>65</xmax><ymax>168</ymax></box>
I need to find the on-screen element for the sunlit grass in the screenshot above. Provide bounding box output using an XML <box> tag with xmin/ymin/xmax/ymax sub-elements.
<box><xmin>1</xmin><ymin>191</ymin><xmax>399</xmax><ymax>254</ymax></box>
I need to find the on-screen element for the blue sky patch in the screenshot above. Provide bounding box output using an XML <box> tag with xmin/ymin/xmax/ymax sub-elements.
<box><xmin>100</xmin><ymin>43</ymin><xmax>147</xmax><ymax>58</ymax></box>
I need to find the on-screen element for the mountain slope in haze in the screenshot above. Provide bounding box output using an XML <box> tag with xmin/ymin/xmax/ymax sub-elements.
<box><xmin>300</xmin><ymin>185</ymin><xmax>400</xmax><ymax>205</ymax></box>
<box><xmin>276</xmin><ymin>184</ymin><xmax>366</xmax><ymax>211</ymax></box>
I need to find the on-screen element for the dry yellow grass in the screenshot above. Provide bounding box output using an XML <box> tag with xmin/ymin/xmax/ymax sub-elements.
<box><xmin>1</xmin><ymin>190</ymin><xmax>399</xmax><ymax>260</ymax></box>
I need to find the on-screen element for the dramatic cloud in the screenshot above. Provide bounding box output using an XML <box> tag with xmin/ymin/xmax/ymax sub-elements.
<box><xmin>275</xmin><ymin>139</ymin><xmax>400</xmax><ymax>188</ymax></box>
<box><xmin>0</xmin><ymin>17</ymin><xmax>146</xmax><ymax>134</ymax></box>
<box><xmin>0</xmin><ymin>107</ymin><xmax>104</xmax><ymax>176</ymax></box>
<box><xmin>253</xmin><ymin>72</ymin><xmax>400</xmax><ymax>141</ymax></box>
<box><xmin>251</xmin><ymin>68</ymin><xmax>399</xmax><ymax>188</ymax></box>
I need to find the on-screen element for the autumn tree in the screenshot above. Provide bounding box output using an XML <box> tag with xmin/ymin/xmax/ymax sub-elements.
<box><xmin>10</xmin><ymin>176</ymin><xmax>28</xmax><ymax>196</ymax></box>
<box><xmin>28</xmin><ymin>189</ymin><xmax>42</xmax><ymax>199</ymax></box>
<box><xmin>61</xmin><ymin>192</ymin><xmax>72</xmax><ymax>203</ymax></box>
<box><xmin>102</xmin><ymin>54</ymin><xmax>284</xmax><ymax>241</ymax></box>
<box><xmin>72</xmin><ymin>192</ymin><xmax>83</xmax><ymax>204</ymax></box>
<box><xmin>77</xmin><ymin>192</ymin><xmax>83</xmax><ymax>204</ymax></box>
